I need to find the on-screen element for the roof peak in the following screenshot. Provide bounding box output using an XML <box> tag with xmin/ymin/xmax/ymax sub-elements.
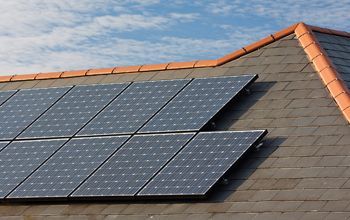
<box><xmin>0</xmin><ymin>22</ymin><xmax>349</xmax><ymax>124</ymax></box>
<box><xmin>1</xmin><ymin>22</ymin><xmax>349</xmax><ymax>82</ymax></box>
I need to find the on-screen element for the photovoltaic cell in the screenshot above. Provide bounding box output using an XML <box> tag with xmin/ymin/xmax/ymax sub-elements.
<box><xmin>71</xmin><ymin>133</ymin><xmax>195</xmax><ymax>197</ymax></box>
<box><xmin>78</xmin><ymin>79</ymin><xmax>190</xmax><ymax>136</ymax></box>
<box><xmin>0</xmin><ymin>139</ymin><xmax>66</xmax><ymax>198</ymax></box>
<box><xmin>138</xmin><ymin>130</ymin><xmax>267</xmax><ymax>196</ymax></box>
<box><xmin>139</xmin><ymin>75</ymin><xmax>257</xmax><ymax>133</ymax></box>
<box><xmin>18</xmin><ymin>83</ymin><xmax>129</xmax><ymax>139</ymax></box>
<box><xmin>0</xmin><ymin>90</ymin><xmax>17</xmax><ymax>106</ymax></box>
<box><xmin>8</xmin><ymin>136</ymin><xmax>129</xmax><ymax>199</ymax></box>
<box><xmin>0</xmin><ymin>87</ymin><xmax>70</xmax><ymax>140</ymax></box>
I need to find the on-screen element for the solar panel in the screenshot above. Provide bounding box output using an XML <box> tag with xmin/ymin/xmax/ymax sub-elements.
<box><xmin>138</xmin><ymin>130</ymin><xmax>267</xmax><ymax>197</ymax></box>
<box><xmin>77</xmin><ymin>79</ymin><xmax>190</xmax><ymax>136</ymax></box>
<box><xmin>18</xmin><ymin>83</ymin><xmax>129</xmax><ymax>139</ymax></box>
<box><xmin>139</xmin><ymin>75</ymin><xmax>257</xmax><ymax>133</ymax></box>
<box><xmin>71</xmin><ymin>133</ymin><xmax>195</xmax><ymax>198</ymax></box>
<box><xmin>0</xmin><ymin>139</ymin><xmax>66</xmax><ymax>198</ymax></box>
<box><xmin>0</xmin><ymin>87</ymin><xmax>70</xmax><ymax>140</ymax></box>
<box><xmin>0</xmin><ymin>90</ymin><xmax>17</xmax><ymax>106</ymax></box>
<box><xmin>8</xmin><ymin>136</ymin><xmax>129</xmax><ymax>199</ymax></box>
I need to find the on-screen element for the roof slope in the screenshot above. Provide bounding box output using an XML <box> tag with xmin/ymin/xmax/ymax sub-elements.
<box><xmin>0</xmin><ymin>23</ymin><xmax>349</xmax><ymax>219</ymax></box>
<box><xmin>1</xmin><ymin>22</ymin><xmax>349</xmax><ymax>124</ymax></box>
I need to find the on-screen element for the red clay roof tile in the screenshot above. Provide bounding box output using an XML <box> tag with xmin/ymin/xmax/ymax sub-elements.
<box><xmin>304</xmin><ymin>43</ymin><xmax>323</xmax><ymax>60</ymax></box>
<box><xmin>244</xmin><ymin>36</ymin><xmax>275</xmax><ymax>53</ymax></box>
<box><xmin>35</xmin><ymin>72</ymin><xmax>63</xmax><ymax>80</ymax></box>
<box><xmin>11</xmin><ymin>73</ymin><xmax>38</xmax><ymax>81</ymax></box>
<box><xmin>194</xmin><ymin>60</ymin><xmax>217</xmax><ymax>67</ymax></box>
<box><xmin>0</xmin><ymin>75</ymin><xmax>13</xmax><ymax>82</ymax></box>
<box><xmin>319</xmin><ymin>67</ymin><xmax>340</xmax><ymax>85</ymax></box>
<box><xmin>86</xmin><ymin>68</ymin><xmax>115</xmax><ymax>76</ymax></box>
<box><xmin>327</xmin><ymin>80</ymin><xmax>347</xmax><ymax>98</ymax></box>
<box><xmin>139</xmin><ymin>63</ymin><xmax>169</xmax><ymax>72</ymax></box>
<box><xmin>167</xmin><ymin>61</ymin><xmax>197</xmax><ymax>69</ymax></box>
<box><xmin>335</xmin><ymin>92</ymin><xmax>350</xmax><ymax>111</ymax></box>
<box><xmin>272</xmin><ymin>23</ymin><xmax>298</xmax><ymax>40</ymax></box>
<box><xmin>113</xmin><ymin>65</ymin><xmax>142</xmax><ymax>74</ymax></box>
<box><xmin>61</xmin><ymin>70</ymin><xmax>88</xmax><ymax>78</ymax></box>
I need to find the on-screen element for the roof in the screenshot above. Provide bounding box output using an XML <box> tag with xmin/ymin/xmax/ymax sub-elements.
<box><xmin>0</xmin><ymin>22</ymin><xmax>349</xmax><ymax>219</ymax></box>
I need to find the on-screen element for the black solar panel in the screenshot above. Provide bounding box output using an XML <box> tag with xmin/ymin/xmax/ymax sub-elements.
<box><xmin>8</xmin><ymin>136</ymin><xmax>129</xmax><ymax>199</ymax></box>
<box><xmin>139</xmin><ymin>75</ymin><xmax>257</xmax><ymax>133</ymax></box>
<box><xmin>0</xmin><ymin>139</ymin><xmax>66</xmax><ymax>198</ymax></box>
<box><xmin>138</xmin><ymin>130</ymin><xmax>266</xmax><ymax>197</ymax></box>
<box><xmin>0</xmin><ymin>87</ymin><xmax>70</xmax><ymax>140</ymax></box>
<box><xmin>0</xmin><ymin>90</ymin><xmax>17</xmax><ymax>106</ymax></box>
<box><xmin>77</xmin><ymin>79</ymin><xmax>190</xmax><ymax>136</ymax></box>
<box><xmin>71</xmin><ymin>133</ymin><xmax>195</xmax><ymax>198</ymax></box>
<box><xmin>18</xmin><ymin>83</ymin><xmax>129</xmax><ymax>139</ymax></box>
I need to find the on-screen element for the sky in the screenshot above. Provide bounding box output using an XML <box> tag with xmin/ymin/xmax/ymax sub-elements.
<box><xmin>0</xmin><ymin>0</ymin><xmax>349</xmax><ymax>75</ymax></box>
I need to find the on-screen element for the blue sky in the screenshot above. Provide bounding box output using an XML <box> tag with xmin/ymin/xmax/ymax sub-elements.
<box><xmin>0</xmin><ymin>0</ymin><xmax>349</xmax><ymax>75</ymax></box>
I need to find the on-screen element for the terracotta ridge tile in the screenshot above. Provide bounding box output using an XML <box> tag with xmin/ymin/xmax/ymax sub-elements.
<box><xmin>194</xmin><ymin>60</ymin><xmax>217</xmax><ymax>67</ymax></box>
<box><xmin>217</xmin><ymin>49</ymin><xmax>246</xmax><ymax>66</ymax></box>
<box><xmin>296</xmin><ymin>22</ymin><xmax>350</xmax><ymax>124</ymax></box>
<box><xmin>86</xmin><ymin>67</ymin><xmax>115</xmax><ymax>76</ymax></box>
<box><xmin>139</xmin><ymin>63</ymin><xmax>169</xmax><ymax>72</ymax></box>
<box><xmin>61</xmin><ymin>69</ymin><xmax>89</xmax><ymax>78</ymax></box>
<box><xmin>113</xmin><ymin>65</ymin><xmax>142</xmax><ymax>74</ymax></box>
<box><xmin>35</xmin><ymin>71</ymin><xmax>63</xmax><ymax>80</ymax></box>
<box><xmin>11</xmin><ymin>73</ymin><xmax>38</xmax><ymax>81</ymax></box>
<box><xmin>244</xmin><ymin>35</ymin><xmax>275</xmax><ymax>53</ymax></box>
<box><xmin>0</xmin><ymin>75</ymin><xmax>14</xmax><ymax>82</ymax></box>
<box><xmin>167</xmin><ymin>61</ymin><xmax>197</xmax><ymax>69</ymax></box>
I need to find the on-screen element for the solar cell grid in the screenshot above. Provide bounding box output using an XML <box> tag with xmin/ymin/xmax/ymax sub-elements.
<box><xmin>138</xmin><ymin>130</ymin><xmax>266</xmax><ymax>196</ymax></box>
<box><xmin>0</xmin><ymin>87</ymin><xmax>70</xmax><ymax>140</ymax></box>
<box><xmin>8</xmin><ymin>136</ymin><xmax>129</xmax><ymax>199</ymax></box>
<box><xmin>0</xmin><ymin>90</ymin><xmax>17</xmax><ymax>106</ymax></box>
<box><xmin>0</xmin><ymin>139</ymin><xmax>67</xmax><ymax>198</ymax></box>
<box><xmin>71</xmin><ymin>133</ymin><xmax>195</xmax><ymax>197</ymax></box>
<box><xmin>139</xmin><ymin>75</ymin><xmax>257</xmax><ymax>133</ymax></box>
<box><xmin>78</xmin><ymin>79</ymin><xmax>191</xmax><ymax>136</ymax></box>
<box><xmin>19</xmin><ymin>83</ymin><xmax>129</xmax><ymax>139</ymax></box>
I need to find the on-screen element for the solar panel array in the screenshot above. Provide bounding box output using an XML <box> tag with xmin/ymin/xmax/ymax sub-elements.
<box><xmin>0</xmin><ymin>139</ymin><xmax>67</xmax><ymax>198</ymax></box>
<box><xmin>0</xmin><ymin>75</ymin><xmax>267</xmax><ymax>202</ymax></box>
<box><xmin>19</xmin><ymin>83</ymin><xmax>129</xmax><ymax>139</ymax></box>
<box><xmin>139</xmin><ymin>75</ymin><xmax>256</xmax><ymax>133</ymax></box>
<box><xmin>78</xmin><ymin>79</ymin><xmax>190</xmax><ymax>136</ymax></box>
<box><xmin>138</xmin><ymin>131</ymin><xmax>266</xmax><ymax>196</ymax></box>
<box><xmin>72</xmin><ymin>133</ymin><xmax>195</xmax><ymax>197</ymax></box>
<box><xmin>0</xmin><ymin>87</ymin><xmax>70</xmax><ymax>140</ymax></box>
<box><xmin>9</xmin><ymin>136</ymin><xmax>129</xmax><ymax>199</ymax></box>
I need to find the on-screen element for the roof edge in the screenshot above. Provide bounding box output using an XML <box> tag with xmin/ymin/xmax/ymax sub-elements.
<box><xmin>296</xmin><ymin>23</ymin><xmax>350</xmax><ymax>123</ymax></box>
<box><xmin>0</xmin><ymin>22</ymin><xmax>349</xmax><ymax>123</ymax></box>
<box><xmin>0</xmin><ymin>23</ymin><xmax>301</xmax><ymax>82</ymax></box>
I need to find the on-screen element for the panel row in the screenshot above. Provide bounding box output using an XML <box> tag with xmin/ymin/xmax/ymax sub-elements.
<box><xmin>0</xmin><ymin>75</ymin><xmax>257</xmax><ymax>141</ymax></box>
<box><xmin>0</xmin><ymin>130</ymin><xmax>267</xmax><ymax>201</ymax></box>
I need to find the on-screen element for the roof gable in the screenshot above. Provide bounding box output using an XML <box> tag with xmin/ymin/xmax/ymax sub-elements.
<box><xmin>0</xmin><ymin>22</ymin><xmax>349</xmax><ymax>124</ymax></box>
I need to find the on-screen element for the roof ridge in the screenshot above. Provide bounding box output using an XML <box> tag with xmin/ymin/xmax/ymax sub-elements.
<box><xmin>295</xmin><ymin>23</ymin><xmax>350</xmax><ymax>123</ymax></box>
<box><xmin>0</xmin><ymin>22</ymin><xmax>349</xmax><ymax>123</ymax></box>
<box><xmin>2</xmin><ymin>22</ymin><xmax>350</xmax><ymax>83</ymax></box>
<box><xmin>0</xmin><ymin>23</ymin><xmax>301</xmax><ymax>82</ymax></box>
